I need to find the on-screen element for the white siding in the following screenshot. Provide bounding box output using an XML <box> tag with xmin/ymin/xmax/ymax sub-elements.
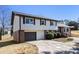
<box><xmin>13</xmin><ymin>15</ymin><xmax>58</xmax><ymax>40</ymax></box>
<box><xmin>21</xmin><ymin>17</ymin><xmax>58</xmax><ymax>31</ymax></box>
<box><xmin>35</xmin><ymin>19</ymin><xmax>40</xmax><ymax>26</ymax></box>
<box><xmin>13</xmin><ymin>15</ymin><xmax>19</xmax><ymax>32</ymax></box>
<box><xmin>46</xmin><ymin>20</ymin><xmax>49</xmax><ymax>26</ymax></box>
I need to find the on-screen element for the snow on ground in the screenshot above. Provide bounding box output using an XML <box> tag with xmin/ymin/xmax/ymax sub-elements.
<box><xmin>28</xmin><ymin>40</ymin><xmax>74</xmax><ymax>54</ymax></box>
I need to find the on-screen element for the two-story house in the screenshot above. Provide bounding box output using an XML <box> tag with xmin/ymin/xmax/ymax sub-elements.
<box><xmin>11</xmin><ymin>11</ymin><xmax>58</xmax><ymax>42</ymax></box>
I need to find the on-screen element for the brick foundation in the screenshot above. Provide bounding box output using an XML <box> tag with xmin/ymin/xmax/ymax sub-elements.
<box><xmin>13</xmin><ymin>30</ymin><xmax>25</xmax><ymax>43</ymax></box>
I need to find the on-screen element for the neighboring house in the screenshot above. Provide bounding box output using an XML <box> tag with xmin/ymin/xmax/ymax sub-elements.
<box><xmin>57</xmin><ymin>21</ymin><xmax>71</xmax><ymax>37</ymax></box>
<box><xmin>0</xmin><ymin>27</ymin><xmax>11</xmax><ymax>35</ymax></box>
<box><xmin>77</xmin><ymin>23</ymin><xmax>79</xmax><ymax>29</ymax></box>
<box><xmin>3</xmin><ymin>26</ymin><xmax>11</xmax><ymax>35</ymax></box>
<box><xmin>11</xmin><ymin>11</ymin><xmax>58</xmax><ymax>42</ymax></box>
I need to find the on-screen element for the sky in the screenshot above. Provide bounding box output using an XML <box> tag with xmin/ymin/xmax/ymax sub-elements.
<box><xmin>8</xmin><ymin>5</ymin><xmax>79</xmax><ymax>21</ymax></box>
<box><xmin>1</xmin><ymin>5</ymin><xmax>79</xmax><ymax>21</ymax></box>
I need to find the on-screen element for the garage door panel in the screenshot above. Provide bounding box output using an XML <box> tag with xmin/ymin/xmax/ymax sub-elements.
<box><xmin>25</xmin><ymin>32</ymin><xmax>36</xmax><ymax>41</ymax></box>
<box><xmin>25</xmin><ymin>32</ymin><xmax>29</xmax><ymax>40</ymax></box>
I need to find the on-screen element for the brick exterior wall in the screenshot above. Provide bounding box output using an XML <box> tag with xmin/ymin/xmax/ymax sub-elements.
<box><xmin>13</xmin><ymin>30</ymin><xmax>25</xmax><ymax>43</ymax></box>
<box><xmin>19</xmin><ymin>30</ymin><xmax>25</xmax><ymax>42</ymax></box>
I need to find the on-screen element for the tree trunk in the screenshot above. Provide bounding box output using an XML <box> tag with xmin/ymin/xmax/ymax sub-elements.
<box><xmin>0</xmin><ymin>35</ymin><xmax>2</xmax><ymax>40</ymax></box>
<box><xmin>0</xmin><ymin>29</ymin><xmax>2</xmax><ymax>40</ymax></box>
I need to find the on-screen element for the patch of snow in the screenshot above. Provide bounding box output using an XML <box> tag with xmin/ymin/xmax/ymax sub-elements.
<box><xmin>28</xmin><ymin>40</ymin><xmax>73</xmax><ymax>54</ymax></box>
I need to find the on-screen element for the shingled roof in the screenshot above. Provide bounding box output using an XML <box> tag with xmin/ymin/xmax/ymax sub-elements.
<box><xmin>12</xmin><ymin>11</ymin><xmax>58</xmax><ymax>21</ymax></box>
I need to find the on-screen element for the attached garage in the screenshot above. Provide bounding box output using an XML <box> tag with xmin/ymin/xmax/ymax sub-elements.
<box><xmin>25</xmin><ymin>32</ymin><xmax>36</xmax><ymax>41</ymax></box>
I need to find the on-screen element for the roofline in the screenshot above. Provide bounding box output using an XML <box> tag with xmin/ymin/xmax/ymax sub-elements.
<box><xmin>12</xmin><ymin>11</ymin><xmax>58</xmax><ymax>22</ymax></box>
<box><xmin>56</xmin><ymin>20</ymin><xmax>64</xmax><ymax>22</ymax></box>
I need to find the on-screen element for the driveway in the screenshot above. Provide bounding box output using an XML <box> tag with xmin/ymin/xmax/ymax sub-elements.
<box><xmin>28</xmin><ymin>40</ymin><xmax>74</xmax><ymax>54</ymax></box>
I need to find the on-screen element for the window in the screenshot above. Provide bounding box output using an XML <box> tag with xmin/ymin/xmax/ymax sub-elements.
<box><xmin>55</xmin><ymin>22</ymin><xmax>57</xmax><ymax>26</ymax></box>
<box><xmin>50</xmin><ymin>21</ymin><xmax>54</xmax><ymax>25</ymax></box>
<box><xmin>29</xmin><ymin>19</ymin><xmax>34</xmax><ymax>24</ymax></box>
<box><xmin>23</xmin><ymin>16</ymin><xmax>25</xmax><ymax>24</ymax></box>
<box><xmin>67</xmin><ymin>28</ymin><xmax>69</xmax><ymax>32</ymax></box>
<box><xmin>40</xmin><ymin>19</ymin><xmax>46</xmax><ymax>25</ymax></box>
<box><xmin>23</xmin><ymin>17</ymin><xmax>35</xmax><ymax>25</ymax></box>
<box><xmin>64</xmin><ymin>28</ymin><xmax>65</xmax><ymax>32</ymax></box>
<box><xmin>26</xmin><ymin>18</ymin><xmax>30</xmax><ymax>24</ymax></box>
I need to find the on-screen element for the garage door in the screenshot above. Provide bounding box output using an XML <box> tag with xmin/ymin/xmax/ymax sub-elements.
<box><xmin>25</xmin><ymin>32</ymin><xmax>36</xmax><ymax>41</ymax></box>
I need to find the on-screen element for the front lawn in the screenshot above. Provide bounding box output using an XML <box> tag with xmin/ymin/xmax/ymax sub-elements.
<box><xmin>0</xmin><ymin>35</ymin><xmax>38</xmax><ymax>54</ymax></box>
<box><xmin>71</xmin><ymin>30</ymin><xmax>79</xmax><ymax>37</ymax></box>
<box><xmin>0</xmin><ymin>39</ymin><xmax>38</xmax><ymax>54</ymax></box>
<box><xmin>53</xmin><ymin>37</ymin><xmax>74</xmax><ymax>43</ymax></box>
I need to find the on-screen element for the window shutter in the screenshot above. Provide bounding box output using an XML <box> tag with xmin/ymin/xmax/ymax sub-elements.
<box><xmin>55</xmin><ymin>22</ymin><xmax>57</xmax><ymax>26</ymax></box>
<box><xmin>23</xmin><ymin>16</ymin><xmax>25</xmax><ymax>24</ymax></box>
<box><xmin>34</xmin><ymin>18</ymin><xmax>35</xmax><ymax>25</ymax></box>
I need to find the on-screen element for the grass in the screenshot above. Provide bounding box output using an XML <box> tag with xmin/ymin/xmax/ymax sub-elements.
<box><xmin>71</xmin><ymin>30</ymin><xmax>79</xmax><ymax>37</ymax></box>
<box><xmin>0</xmin><ymin>34</ymin><xmax>17</xmax><ymax>48</ymax></box>
<box><xmin>53</xmin><ymin>30</ymin><xmax>79</xmax><ymax>43</ymax></box>
<box><xmin>54</xmin><ymin>37</ymin><xmax>74</xmax><ymax>43</ymax></box>
<box><xmin>0</xmin><ymin>34</ymin><xmax>38</xmax><ymax>54</ymax></box>
<box><xmin>0</xmin><ymin>40</ymin><xmax>17</xmax><ymax>47</ymax></box>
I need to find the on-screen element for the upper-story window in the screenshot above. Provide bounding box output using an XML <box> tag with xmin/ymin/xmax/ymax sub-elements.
<box><xmin>67</xmin><ymin>28</ymin><xmax>69</xmax><ymax>32</ymax></box>
<box><xmin>50</xmin><ymin>21</ymin><xmax>54</xmax><ymax>26</ymax></box>
<box><xmin>40</xmin><ymin>19</ymin><xmax>46</xmax><ymax>25</ymax></box>
<box><xmin>23</xmin><ymin>17</ymin><xmax>35</xmax><ymax>25</ymax></box>
<box><xmin>55</xmin><ymin>22</ymin><xmax>57</xmax><ymax>26</ymax></box>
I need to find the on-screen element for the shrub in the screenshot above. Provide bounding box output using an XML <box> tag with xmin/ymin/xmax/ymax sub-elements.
<box><xmin>56</xmin><ymin>32</ymin><xmax>61</xmax><ymax>38</ymax></box>
<box><xmin>51</xmin><ymin>32</ymin><xmax>57</xmax><ymax>38</ymax></box>
<box><xmin>54</xmin><ymin>33</ymin><xmax>57</xmax><ymax>38</ymax></box>
<box><xmin>45</xmin><ymin>31</ymin><xmax>62</xmax><ymax>39</ymax></box>
<box><xmin>51</xmin><ymin>33</ymin><xmax>55</xmax><ymax>39</ymax></box>
<box><xmin>45</xmin><ymin>33</ymin><xmax>54</xmax><ymax>39</ymax></box>
<box><xmin>1</xmin><ymin>31</ymin><xmax>8</xmax><ymax>35</ymax></box>
<box><xmin>50</xmin><ymin>31</ymin><xmax>57</xmax><ymax>38</ymax></box>
<box><xmin>66</xmin><ymin>38</ymin><xmax>73</xmax><ymax>41</ymax></box>
<box><xmin>41</xmin><ymin>51</ymin><xmax>51</xmax><ymax>54</ymax></box>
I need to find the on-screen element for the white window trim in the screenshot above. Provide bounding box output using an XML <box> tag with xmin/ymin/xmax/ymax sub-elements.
<box><xmin>25</xmin><ymin>17</ymin><xmax>34</xmax><ymax>24</ymax></box>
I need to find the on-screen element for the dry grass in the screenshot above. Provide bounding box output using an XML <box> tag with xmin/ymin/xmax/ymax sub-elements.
<box><xmin>54</xmin><ymin>37</ymin><xmax>74</xmax><ymax>43</ymax></box>
<box><xmin>53</xmin><ymin>30</ymin><xmax>79</xmax><ymax>42</ymax></box>
<box><xmin>2</xmin><ymin>34</ymin><xmax>12</xmax><ymax>40</ymax></box>
<box><xmin>0</xmin><ymin>34</ymin><xmax>38</xmax><ymax>54</ymax></box>
<box><xmin>0</xmin><ymin>43</ymin><xmax>38</xmax><ymax>54</ymax></box>
<box><xmin>54</xmin><ymin>30</ymin><xmax>79</xmax><ymax>42</ymax></box>
<box><xmin>71</xmin><ymin>30</ymin><xmax>79</xmax><ymax>37</ymax></box>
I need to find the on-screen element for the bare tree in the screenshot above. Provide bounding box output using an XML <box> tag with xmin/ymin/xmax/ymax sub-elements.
<box><xmin>0</xmin><ymin>6</ymin><xmax>11</xmax><ymax>40</ymax></box>
<box><xmin>0</xmin><ymin>10</ymin><xmax>6</xmax><ymax>35</ymax></box>
<box><xmin>77</xmin><ymin>18</ymin><xmax>79</xmax><ymax>23</ymax></box>
<box><xmin>64</xmin><ymin>19</ymin><xmax>70</xmax><ymax>25</ymax></box>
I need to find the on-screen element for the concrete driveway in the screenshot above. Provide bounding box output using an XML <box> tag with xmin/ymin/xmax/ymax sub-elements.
<box><xmin>28</xmin><ymin>40</ymin><xmax>74</xmax><ymax>54</ymax></box>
